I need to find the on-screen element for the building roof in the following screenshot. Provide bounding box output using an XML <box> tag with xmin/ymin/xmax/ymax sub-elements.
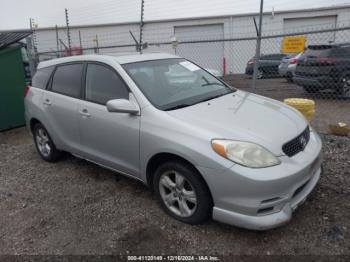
<box><xmin>38</xmin><ymin>53</ymin><xmax>179</xmax><ymax>68</ymax></box>
<box><xmin>0</xmin><ymin>31</ymin><xmax>32</xmax><ymax>49</ymax></box>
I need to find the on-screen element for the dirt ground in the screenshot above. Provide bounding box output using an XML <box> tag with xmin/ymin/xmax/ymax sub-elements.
<box><xmin>0</xmin><ymin>127</ymin><xmax>349</xmax><ymax>259</ymax></box>
<box><xmin>224</xmin><ymin>75</ymin><xmax>350</xmax><ymax>134</ymax></box>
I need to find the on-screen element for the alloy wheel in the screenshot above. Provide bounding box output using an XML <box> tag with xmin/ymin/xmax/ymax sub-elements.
<box><xmin>257</xmin><ymin>69</ymin><xmax>263</xmax><ymax>79</ymax></box>
<box><xmin>342</xmin><ymin>76</ymin><xmax>350</xmax><ymax>98</ymax></box>
<box><xmin>35</xmin><ymin>128</ymin><xmax>51</xmax><ymax>157</ymax></box>
<box><xmin>158</xmin><ymin>170</ymin><xmax>197</xmax><ymax>217</ymax></box>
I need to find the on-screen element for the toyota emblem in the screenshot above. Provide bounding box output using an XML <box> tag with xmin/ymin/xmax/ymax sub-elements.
<box><xmin>299</xmin><ymin>136</ymin><xmax>307</xmax><ymax>149</ymax></box>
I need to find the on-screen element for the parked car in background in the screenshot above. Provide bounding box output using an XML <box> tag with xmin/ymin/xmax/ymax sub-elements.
<box><xmin>245</xmin><ymin>53</ymin><xmax>286</xmax><ymax>79</ymax></box>
<box><xmin>279</xmin><ymin>53</ymin><xmax>302</xmax><ymax>82</ymax></box>
<box><xmin>294</xmin><ymin>44</ymin><xmax>350</xmax><ymax>97</ymax></box>
<box><xmin>25</xmin><ymin>53</ymin><xmax>322</xmax><ymax>230</ymax></box>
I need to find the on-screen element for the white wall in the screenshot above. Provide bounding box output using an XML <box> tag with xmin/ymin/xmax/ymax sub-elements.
<box><xmin>35</xmin><ymin>6</ymin><xmax>350</xmax><ymax>73</ymax></box>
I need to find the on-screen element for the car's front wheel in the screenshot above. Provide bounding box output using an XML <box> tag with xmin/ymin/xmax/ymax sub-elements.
<box><xmin>303</xmin><ymin>86</ymin><xmax>319</xmax><ymax>93</ymax></box>
<box><xmin>153</xmin><ymin>161</ymin><xmax>212</xmax><ymax>224</ymax></box>
<box><xmin>33</xmin><ymin>123</ymin><xmax>62</xmax><ymax>162</ymax></box>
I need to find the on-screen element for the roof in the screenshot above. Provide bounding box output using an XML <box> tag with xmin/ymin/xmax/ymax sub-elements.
<box><xmin>0</xmin><ymin>31</ymin><xmax>32</xmax><ymax>49</ymax></box>
<box><xmin>38</xmin><ymin>53</ymin><xmax>180</xmax><ymax>69</ymax></box>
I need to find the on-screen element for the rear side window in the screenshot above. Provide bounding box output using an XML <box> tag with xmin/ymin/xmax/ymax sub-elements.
<box><xmin>85</xmin><ymin>64</ymin><xmax>129</xmax><ymax>105</ymax></box>
<box><xmin>266</xmin><ymin>54</ymin><xmax>285</xmax><ymax>60</ymax></box>
<box><xmin>304</xmin><ymin>47</ymin><xmax>332</xmax><ymax>57</ymax></box>
<box><xmin>32</xmin><ymin>66</ymin><xmax>54</xmax><ymax>89</ymax></box>
<box><xmin>332</xmin><ymin>46</ymin><xmax>350</xmax><ymax>57</ymax></box>
<box><xmin>51</xmin><ymin>64</ymin><xmax>84</xmax><ymax>98</ymax></box>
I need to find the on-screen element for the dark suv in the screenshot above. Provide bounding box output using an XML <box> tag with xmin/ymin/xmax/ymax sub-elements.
<box><xmin>293</xmin><ymin>44</ymin><xmax>350</xmax><ymax>97</ymax></box>
<box><xmin>245</xmin><ymin>54</ymin><xmax>286</xmax><ymax>78</ymax></box>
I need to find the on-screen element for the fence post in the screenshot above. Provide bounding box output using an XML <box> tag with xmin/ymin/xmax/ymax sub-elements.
<box><xmin>65</xmin><ymin>8</ymin><xmax>72</xmax><ymax>52</ymax></box>
<box><xmin>26</xmin><ymin>36</ymin><xmax>36</xmax><ymax>78</ymax></box>
<box><xmin>55</xmin><ymin>25</ymin><xmax>60</xmax><ymax>58</ymax></box>
<box><xmin>29</xmin><ymin>18</ymin><xmax>38</xmax><ymax>71</ymax></box>
<box><xmin>251</xmin><ymin>0</ymin><xmax>264</xmax><ymax>91</ymax></box>
<box><xmin>79</xmin><ymin>30</ymin><xmax>83</xmax><ymax>54</ymax></box>
<box><xmin>139</xmin><ymin>0</ymin><xmax>145</xmax><ymax>54</ymax></box>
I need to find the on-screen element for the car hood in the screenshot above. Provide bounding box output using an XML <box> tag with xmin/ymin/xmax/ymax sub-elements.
<box><xmin>167</xmin><ymin>90</ymin><xmax>308</xmax><ymax>156</ymax></box>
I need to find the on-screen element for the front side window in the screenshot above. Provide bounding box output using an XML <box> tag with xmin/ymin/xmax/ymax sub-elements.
<box><xmin>51</xmin><ymin>64</ymin><xmax>83</xmax><ymax>98</ymax></box>
<box><xmin>123</xmin><ymin>59</ymin><xmax>234</xmax><ymax>110</ymax></box>
<box><xmin>85</xmin><ymin>64</ymin><xmax>129</xmax><ymax>105</ymax></box>
<box><xmin>32</xmin><ymin>66</ymin><xmax>54</xmax><ymax>89</ymax></box>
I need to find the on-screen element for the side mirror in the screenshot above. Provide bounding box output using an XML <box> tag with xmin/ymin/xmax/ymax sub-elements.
<box><xmin>106</xmin><ymin>99</ymin><xmax>139</xmax><ymax>114</ymax></box>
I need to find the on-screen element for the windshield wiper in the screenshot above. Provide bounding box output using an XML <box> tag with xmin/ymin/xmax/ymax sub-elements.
<box><xmin>164</xmin><ymin>104</ymin><xmax>192</xmax><ymax>111</ymax></box>
<box><xmin>201</xmin><ymin>82</ymin><xmax>225</xmax><ymax>87</ymax></box>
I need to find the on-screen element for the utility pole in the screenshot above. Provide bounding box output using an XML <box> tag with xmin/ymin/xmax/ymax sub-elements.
<box><xmin>251</xmin><ymin>0</ymin><xmax>264</xmax><ymax>90</ymax></box>
<box><xmin>139</xmin><ymin>0</ymin><xmax>145</xmax><ymax>54</ymax></box>
<box><xmin>65</xmin><ymin>8</ymin><xmax>72</xmax><ymax>52</ymax></box>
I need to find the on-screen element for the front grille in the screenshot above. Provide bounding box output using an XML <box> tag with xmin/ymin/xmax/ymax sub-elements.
<box><xmin>282</xmin><ymin>126</ymin><xmax>310</xmax><ymax>157</ymax></box>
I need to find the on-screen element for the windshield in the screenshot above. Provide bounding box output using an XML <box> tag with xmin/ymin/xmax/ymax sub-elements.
<box><xmin>123</xmin><ymin>58</ymin><xmax>235</xmax><ymax>110</ymax></box>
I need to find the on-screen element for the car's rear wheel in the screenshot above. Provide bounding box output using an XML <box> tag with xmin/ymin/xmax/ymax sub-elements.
<box><xmin>257</xmin><ymin>68</ymin><xmax>264</xmax><ymax>79</ymax></box>
<box><xmin>33</xmin><ymin>123</ymin><xmax>62</xmax><ymax>162</ymax></box>
<box><xmin>153</xmin><ymin>161</ymin><xmax>212</xmax><ymax>224</ymax></box>
<box><xmin>340</xmin><ymin>74</ymin><xmax>350</xmax><ymax>98</ymax></box>
<box><xmin>286</xmin><ymin>72</ymin><xmax>293</xmax><ymax>82</ymax></box>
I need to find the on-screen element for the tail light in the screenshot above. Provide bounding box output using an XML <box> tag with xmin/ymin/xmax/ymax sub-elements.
<box><xmin>248</xmin><ymin>60</ymin><xmax>255</xmax><ymax>65</ymax></box>
<box><xmin>290</xmin><ymin>58</ymin><xmax>297</xmax><ymax>64</ymax></box>
<box><xmin>24</xmin><ymin>85</ymin><xmax>30</xmax><ymax>97</ymax></box>
<box><xmin>316</xmin><ymin>57</ymin><xmax>341</xmax><ymax>64</ymax></box>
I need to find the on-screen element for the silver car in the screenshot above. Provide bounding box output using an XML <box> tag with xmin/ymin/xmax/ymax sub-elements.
<box><xmin>25</xmin><ymin>53</ymin><xmax>322</xmax><ymax>230</ymax></box>
<box><xmin>279</xmin><ymin>53</ymin><xmax>302</xmax><ymax>82</ymax></box>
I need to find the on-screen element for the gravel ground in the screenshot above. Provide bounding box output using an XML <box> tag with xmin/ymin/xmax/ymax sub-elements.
<box><xmin>0</xmin><ymin>127</ymin><xmax>349</xmax><ymax>258</ymax></box>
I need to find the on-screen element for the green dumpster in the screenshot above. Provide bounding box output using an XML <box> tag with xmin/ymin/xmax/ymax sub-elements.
<box><xmin>0</xmin><ymin>46</ymin><xmax>26</xmax><ymax>131</ymax></box>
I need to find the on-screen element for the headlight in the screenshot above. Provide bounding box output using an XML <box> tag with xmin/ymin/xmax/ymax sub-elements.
<box><xmin>211</xmin><ymin>139</ymin><xmax>281</xmax><ymax>168</ymax></box>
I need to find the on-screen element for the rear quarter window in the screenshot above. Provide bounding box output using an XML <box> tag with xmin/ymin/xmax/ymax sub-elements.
<box><xmin>304</xmin><ymin>47</ymin><xmax>332</xmax><ymax>57</ymax></box>
<box><xmin>31</xmin><ymin>66</ymin><xmax>54</xmax><ymax>89</ymax></box>
<box><xmin>51</xmin><ymin>63</ymin><xmax>84</xmax><ymax>98</ymax></box>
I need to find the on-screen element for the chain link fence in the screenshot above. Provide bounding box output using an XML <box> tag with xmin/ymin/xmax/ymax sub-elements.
<box><xmin>28</xmin><ymin>20</ymin><xmax>350</xmax><ymax>134</ymax></box>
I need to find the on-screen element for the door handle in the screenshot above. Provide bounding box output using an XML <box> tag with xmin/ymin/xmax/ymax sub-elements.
<box><xmin>43</xmin><ymin>99</ymin><xmax>51</xmax><ymax>106</ymax></box>
<box><xmin>79</xmin><ymin>109</ymin><xmax>91</xmax><ymax>117</ymax></box>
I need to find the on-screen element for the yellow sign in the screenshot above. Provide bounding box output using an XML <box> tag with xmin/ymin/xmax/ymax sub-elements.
<box><xmin>282</xmin><ymin>36</ymin><xmax>306</xmax><ymax>53</ymax></box>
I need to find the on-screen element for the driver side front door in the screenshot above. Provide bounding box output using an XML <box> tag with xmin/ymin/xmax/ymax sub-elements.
<box><xmin>78</xmin><ymin>63</ymin><xmax>140</xmax><ymax>177</ymax></box>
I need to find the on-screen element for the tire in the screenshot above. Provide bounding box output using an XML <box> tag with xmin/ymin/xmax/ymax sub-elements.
<box><xmin>153</xmin><ymin>161</ymin><xmax>212</xmax><ymax>224</ymax></box>
<box><xmin>33</xmin><ymin>123</ymin><xmax>62</xmax><ymax>162</ymax></box>
<box><xmin>286</xmin><ymin>72</ymin><xmax>293</xmax><ymax>82</ymax></box>
<box><xmin>339</xmin><ymin>73</ymin><xmax>350</xmax><ymax>98</ymax></box>
<box><xmin>303</xmin><ymin>86</ymin><xmax>319</xmax><ymax>93</ymax></box>
<box><xmin>257</xmin><ymin>68</ymin><xmax>264</xmax><ymax>79</ymax></box>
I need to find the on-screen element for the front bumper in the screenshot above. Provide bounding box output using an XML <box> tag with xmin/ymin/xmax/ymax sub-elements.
<box><xmin>197</xmin><ymin>130</ymin><xmax>322</xmax><ymax>230</ymax></box>
<box><xmin>213</xmin><ymin>165</ymin><xmax>321</xmax><ymax>230</ymax></box>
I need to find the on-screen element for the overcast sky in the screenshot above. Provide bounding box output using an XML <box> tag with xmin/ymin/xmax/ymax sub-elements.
<box><xmin>1</xmin><ymin>0</ymin><xmax>349</xmax><ymax>30</ymax></box>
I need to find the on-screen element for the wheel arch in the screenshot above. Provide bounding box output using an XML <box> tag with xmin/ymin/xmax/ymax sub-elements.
<box><xmin>29</xmin><ymin>118</ymin><xmax>42</xmax><ymax>134</ymax></box>
<box><xmin>146</xmin><ymin>152</ymin><xmax>213</xmax><ymax>200</ymax></box>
